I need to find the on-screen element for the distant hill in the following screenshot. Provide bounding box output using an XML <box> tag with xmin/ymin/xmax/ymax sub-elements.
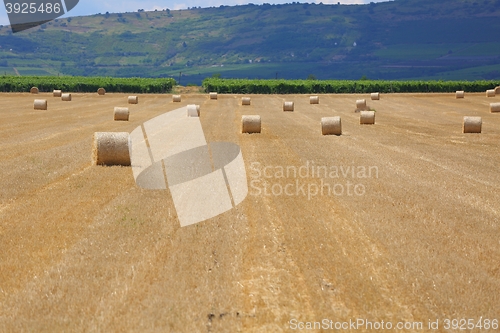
<box><xmin>0</xmin><ymin>0</ymin><xmax>499</xmax><ymax>84</ymax></box>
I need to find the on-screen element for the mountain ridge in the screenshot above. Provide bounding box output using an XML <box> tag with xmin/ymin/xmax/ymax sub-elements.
<box><xmin>0</xmin><ymin>0</ymin><xmax>499</xmax><ymax>83</ymax></box>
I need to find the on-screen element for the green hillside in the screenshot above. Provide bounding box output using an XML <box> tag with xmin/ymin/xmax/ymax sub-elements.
<box><xmin>0</xmin><ymin>0</ymin><xmax>499</xmax><ymax>83</ymax></box>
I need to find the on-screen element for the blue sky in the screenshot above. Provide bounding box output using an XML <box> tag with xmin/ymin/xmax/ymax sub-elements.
<box><xmin>1</xmin><ymin>0</ymin><xmax>389</xmax><ymax>26</ymax></box>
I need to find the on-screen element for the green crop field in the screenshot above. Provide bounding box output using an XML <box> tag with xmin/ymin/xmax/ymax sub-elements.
<box><xmin>202</xmin><ymin>78</ymin><xmax>500</xmax><ymax>94</ymax></box>
<box><xmin>0</xmin><ymin>76</ymin><xmax>176</xmax><ymax>93</ymax></box>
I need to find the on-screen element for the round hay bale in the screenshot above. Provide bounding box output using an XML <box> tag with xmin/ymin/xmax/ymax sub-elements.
<box><xmin>209</xmin><ymin>92</ymin><xmax>218</xmax><ymax>100</ymax></box>
<box><xmin>310</xmin><ymin>96</ymin><xmax>319</xmax><ymax>104</ymax></box>
<box><xmin>321</xmin><ymin>116</ymin><xmax>342</xmax><ymax>136</ymax></box>
<box><xmin>242</xmin><ymin>115</ymin><xmax>261</xmax><ymax>133</ymax></box>
<box><xmin>97</xmin><ymin>88</ymin><xmax>106</xmax><ymax>95</ymax></box>
<box><xmin>360</xmin><ymin>111</ymin><xmax>376</xmax><ymax>125</ymax></box>
<box><xmin>53</xmin><ymin>90</ymin><xmax>62</xmax><ymax>97</ymax></box>
<box><xmin>370</xmin><ymin>93</ymin><xmax>380</xmax><ymax>100</ymax></box>
<box><xmin>456</xmin><ymin>91</ymin><xmax>465</xmax><ymax>99</ymax></box>
<box><xmin>283</xmin><ymin>101</ymin><xmax>294</xmax><ymax>112</ymax></box>
<box><xmin>128</xmin><ymin>96</ymin><xmax>138</xmax><ymax>104</ymax></box>
<box><xmin>61</xmin><ymin>93</ymin><xmax>72</xmax><ymax>101</ymax></box>
<box><xmin>242</xmin><ymin>97</ymin><xmax>251</xmax><ymax>105</ymax></box>
<box><xmin>92</xmin><ymin>132</ymin><xmax>131</xmax><ymax>166</ymax></box>
<box><xmin>114</xmin><ymin>107</ymin><xmax>130</xmax><ymax>121</ymax></box>
<box><xmin>490</xmin><ymin>102</ymin><xmax>500</xmax><ymax>113</ymax></box>
<box><xmin>30</xmin><ymin>87</ymin><xmax>39</xmax><ymax>94</ymax></box>
<box><xmin>356</xmin><ymin>99</ymin><xmax>367</xmax><ymax>111</ymax></box>
<box><xmin>173</xmin><ymin>95</ymin><xmax>181</xmax><ymax>102</ymax></box>
<box><xmin>486</xmin><ymin>89</ymin><xmax>495</xmax><ymax>97</ymax></box>
<box><xmin>34</xmin><ymin>99</ymin><xmax>47</xmax><ymax>110</ymax></box>
<box><xmin>187</xmin><ymin>104</ymin><xmax>199</xmax><ymax>117</ymax></box>
<box><xmin>495</xmin><ymin>86</ymin><xmax>500</xmax><ymax>95</ymax></box>
<box><xmin>463</xmin><ymin>116</ymin><xmax>482</xmax><ymax>133</ymax></box>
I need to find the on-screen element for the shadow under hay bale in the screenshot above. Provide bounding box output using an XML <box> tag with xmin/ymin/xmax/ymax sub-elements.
<box><xmin>242</xmin><ymin>115</ymin><xmax>261</xmax><ymax>133</ymax></box>
<box><xmin>92</xmin><ymin>132</ymin><xmax>131</xmax><ymax>166</ymax></box>
<box><xmin>463</xmin><ymin>116</ymin><xmax>482</xmax><ymax>133</ymax></box>
<box><xmin>321</xmin><ymin>116</ymin><xmax>342</xmax><ymax>136</ymax></box>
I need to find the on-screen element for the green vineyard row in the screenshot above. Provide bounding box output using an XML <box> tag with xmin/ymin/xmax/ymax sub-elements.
<box><xmin>202</xmin><ymin>78</ymin><xmax>500</xmax><ymax>94</ymax></box>
<box><xmin>0</xmin><ymin>76</ymin><xmax>176</xmax><ymax>93</ymax></box>
<box><xmin>1</xmin><ymin>76</ymin><xmax>498</xmax><ymax>94</ymax></box>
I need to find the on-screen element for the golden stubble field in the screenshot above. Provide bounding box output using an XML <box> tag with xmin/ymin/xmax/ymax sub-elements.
<box><xmin>0</xmin><ymin>91</ymin><xmax>499</xmax><ymax>332</ymax></box>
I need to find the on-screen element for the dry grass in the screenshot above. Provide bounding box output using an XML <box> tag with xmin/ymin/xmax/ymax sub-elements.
<box><xmin>0</xmin><ymin>92</ymin><xmax>499</xmax><ymax>332</ymax></box>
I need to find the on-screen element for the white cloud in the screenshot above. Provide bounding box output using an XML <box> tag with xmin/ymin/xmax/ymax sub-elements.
<box><xmin>173</xmin><ymin>3</ymin><xmax>189</xmax><ymax>10</ymax></box>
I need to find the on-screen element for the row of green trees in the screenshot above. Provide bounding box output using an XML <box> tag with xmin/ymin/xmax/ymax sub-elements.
<box><xmin>0</xmin><ymin>76</ymin><xmax>176</xmax><ymax>93</ymax></box>
<box><xmin>1</xmin><ymin>76</ymin><xmax>498</xmax><ymax>94</ymax></box>
<box><xmin>203</xmin><ymin>78</ymin><xmax>500</xmax><ymax>94</ymax></box>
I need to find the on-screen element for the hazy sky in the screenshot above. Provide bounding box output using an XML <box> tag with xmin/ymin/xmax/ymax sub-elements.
<box><xmin>1</xmin><ymin>0</ymin><xmax>389</xmax><ymax>26</ymax></box>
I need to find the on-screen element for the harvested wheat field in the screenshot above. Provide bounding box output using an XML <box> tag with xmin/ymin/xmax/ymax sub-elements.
<box><xmin>0</xmin><ymin>92</ymin><xmax>499</xmax><ymax>332</ymax></box>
